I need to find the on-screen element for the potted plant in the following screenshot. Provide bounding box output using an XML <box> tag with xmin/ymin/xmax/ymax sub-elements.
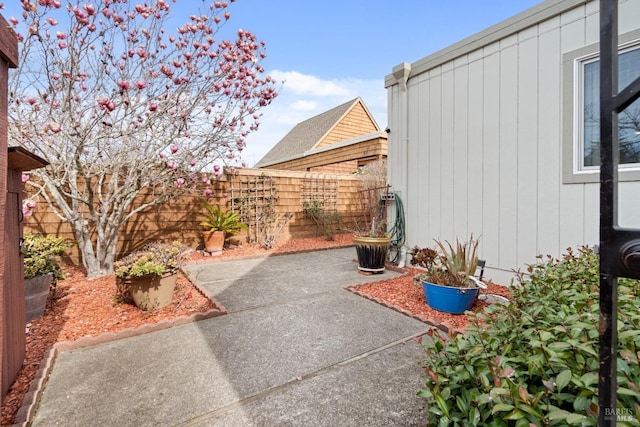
<box><xmin>22</xmin><ymin>233</ymin><xmax>74</xmax><ymax>322</ymax></box>
<box><xmin>353</xmin><ymin>215</ymin><xmax>391</xmax><ymax>274</ymax></box>
<box><xmin>199</xmin><ymin>203</ymin><xmax>248</xmax><ymax>253</ymax></box>
<box><xmin>352</xmin><ymin>161</ymin><xmax>392</xmax><ymax>273</ymax></box>
<box><xmin>114</xmin><ymin>241</ymin><xmax>187</xmax><ymax>311</ymax></box>
<box><xmin>410</xmin><ymin>234</ymin><xmax>487</xmax><ymax>314</ymax></box>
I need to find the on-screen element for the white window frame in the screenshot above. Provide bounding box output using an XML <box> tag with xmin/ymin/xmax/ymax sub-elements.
<box><xmin>562</xmin><ymin>29</ymin><xmax>640</xmax><ymax>184</ymax></box>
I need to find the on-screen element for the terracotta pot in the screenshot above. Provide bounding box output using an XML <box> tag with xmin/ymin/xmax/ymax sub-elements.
<box><xmin>24</xmin><ymin>273</ymin><xmax>53</xmax><ymax>323</ymax></box>
<box><xmin>353</xmin><ymin>235</ymin><xmax>391</xmax><ymax>273</ymax></box>
<box><xmin>126</xmin><ymin>272</ymin><xmax>177</xmax><ymax>311</ymax></box>
<box><xmin>202</xmin><ymin>230</ymin><xmax>225</xmax><ymax>253</ymax></box>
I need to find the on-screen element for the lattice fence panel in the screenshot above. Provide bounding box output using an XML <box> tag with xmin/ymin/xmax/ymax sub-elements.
<box><xmin>229</xmin><ymin>174</ymin><xmax>277</xmax><ymax>243</ymax></box>
<box><xmin>302</xmin><ymin>173</ymin><xmax>340</xmax><ymax>238</ymax></box>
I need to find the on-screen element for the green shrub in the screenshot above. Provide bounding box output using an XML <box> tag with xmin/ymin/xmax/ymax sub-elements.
<box><xmin>22</xmin><ymin>233</ymin><xmax>74</xmax><ymax>282</ymax></box>
<box><xmin>418</xmin><ymin>246</ymin><xmax>640</xmax><ymax>426</ymax></box>
<box><xmin>114</xmin><ymin>241</ymin><xmax>187</xmax><ymax>279</ymax></box>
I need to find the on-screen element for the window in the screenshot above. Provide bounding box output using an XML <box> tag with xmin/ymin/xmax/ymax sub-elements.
<box><xmin>562</xmin><ymin>30</ymin><xmax>640</xmax><ymax>184</ymax></box>
<box><xmin>580</xmin><ymin>45</ymin><xmax>640</xmax><ymax>169</ymax></box>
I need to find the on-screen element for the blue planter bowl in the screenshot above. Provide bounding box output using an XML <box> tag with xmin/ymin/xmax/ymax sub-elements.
<box><xmin>421</xmin><ymin>280</ymin><xmax>479</xmax><ymax>314</ymax></box>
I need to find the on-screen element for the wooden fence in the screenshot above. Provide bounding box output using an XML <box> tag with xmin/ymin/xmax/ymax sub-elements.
<box><xmin>25</xmin><ymin>168</ymin><xmax>370</xmax><ymax>263</ymax></box>
<box><xmin>1</xmin><ymin>13</ymin><xmax>21</xmax><ymax>401</ymax></box>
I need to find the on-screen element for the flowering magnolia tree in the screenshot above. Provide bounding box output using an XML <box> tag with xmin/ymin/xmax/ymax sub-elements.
<box><xmin>6</xmin><ymin>0</ymin><xmax>279</xmax><ymax>278</ymax></box>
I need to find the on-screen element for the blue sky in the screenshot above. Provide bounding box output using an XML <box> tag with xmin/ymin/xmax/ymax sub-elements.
<box><xmin>2</xmin><ymin>0</ymin><xmax>543</xmax><ymax>166</ymax></box>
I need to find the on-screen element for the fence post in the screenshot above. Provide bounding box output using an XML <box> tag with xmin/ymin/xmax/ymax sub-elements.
<box><xmin>0</xmin><ymin>13</ymin><xmax>19</xmax><ymax>400</ymax></box>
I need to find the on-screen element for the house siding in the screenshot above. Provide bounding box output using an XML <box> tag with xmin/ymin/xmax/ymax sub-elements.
<box><xmin>262</xmin><ymin>136</ymin><xmax>387</xmax><ymax>172</ymax></box>
<box><xmin>317</xmin><ymin>104</ymin><xmax>379</xmax><ymax>148</ymax></box>
<box><xmin>386</xmin><ymin>0</ymin><xmax>640</xmax><ymax>283</ymax></box>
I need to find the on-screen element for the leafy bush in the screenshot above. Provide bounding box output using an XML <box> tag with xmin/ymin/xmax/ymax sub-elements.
<box><xmin>22</xmin><ymin>233</ymin><xmax>74</xmax><ymax>282</ymax></box>
<box><xmin>114</xmin><ymin>241</ymin><xmax>187</xmax><ymax>279</ymax></box>
<box><xmin>418</xmin><ymin>246</ymin><xmax>640</xmax><ymax>426</ymax></box>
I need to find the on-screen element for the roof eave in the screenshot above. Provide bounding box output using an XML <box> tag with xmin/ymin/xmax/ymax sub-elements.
<box><xmin>385</xmin><ymin>0</ymin><xmax>590</xmax><ymax>87</ymax></box>
<box><xmin>256</xmin><ymin>131</ymin><xmax>387</xmax><ymax>169</ymax></box>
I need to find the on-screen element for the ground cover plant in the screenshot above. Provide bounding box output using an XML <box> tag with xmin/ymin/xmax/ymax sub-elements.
<box><xmin>417</xmin><ymin>246</ymin><xmax>640</xmax><ymax>426</ymax></box>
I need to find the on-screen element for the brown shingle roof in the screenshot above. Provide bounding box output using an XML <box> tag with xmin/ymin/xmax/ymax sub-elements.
<box><xmin>255</xmin><ymin>98</ymin><xmax>360</xmax><ymax>167</ymax></box>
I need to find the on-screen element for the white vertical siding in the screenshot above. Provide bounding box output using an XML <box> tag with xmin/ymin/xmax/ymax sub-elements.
<box><xmin>453</xmin><ymin>64</ymin><xmax>469</xmax><ymax>239</ymax></box>
<box><xmin>481</xmin><ymin>51</ymin><xmax>501</xmax><ymax>265</ymax></box>
<box><xmin>386</xmin><ymin>0</ymin><xmax>640</xmax><ymax>282</ymax></box>
<box><xmin>467</xmin><ymin>59</ymin><xmax>484</xmax><ymax>242</ymax></box>
<box><xmin>440</xmin><ymin>69</ymin><xmax>455</xmax><ymax>240</ymax></box>
<box><xmin>428</xmin><ymin>74</ymin><xmax>443</xmax><ymax>239</ymax></box>
<box><xmin>517</xmin><ymin>35</ymin><xmax>539</xmax><ymax>265</ymax></box>
<box><xmin>498</xmin><ymin>43</ymin><xmax>519</xmax><ymax>270</ymax></box>
<box><xmin>537</xmin><ymin>27</ymin><xmax>562</xmax><ymax>257</ymax></box>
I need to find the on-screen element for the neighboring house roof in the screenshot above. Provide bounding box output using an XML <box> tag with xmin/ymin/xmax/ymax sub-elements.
<box><xmin>255</xmin><ymin>97</ymin><xmax>380</xmax><ymax>168</ymax></box>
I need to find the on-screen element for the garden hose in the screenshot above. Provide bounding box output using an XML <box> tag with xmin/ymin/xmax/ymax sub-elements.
<box><xmin>387</xmin><ymin>194</ymin><xmax>406</xmax><ymax>264</ymax></box>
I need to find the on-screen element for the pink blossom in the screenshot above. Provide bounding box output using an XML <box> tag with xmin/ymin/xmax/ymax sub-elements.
<box><xmin>204</xmin><ymin>189</ymin><xmax>213</xmax><ymax>197</ymax></box>
<box><xmin>56</xmin><ymin>31</ymin><xmax>67</xmax><ymax>39</ymax></box>
<box><xmin>58</xmin><ymin>41</ymin><xmax>67</xmax><ymax>49</ymax></box>
<box><xmin>190</xmin><ymin>159</ymin><xmax>196</xmax><ymax>166</ymax></box>
<box><xmin>22</xmin><ymin>199</ymin><xmax>37</xmax><ymax>218</ymax></box>
<box><xmin>135</xmin><ymin>79</ymin><xmax>146</xmax><ymax>89</ymax></box>
<box><xmin>149</xmin><ymin>103</ymin><xmax>158</xmax><ymax>111</ymax></box>
<box><xmin>137</xmin><ymin>47</ymin><xmax>148</xmax><ymax>58</ymax></box>
<box><xmin>222</xmin><ymin>193</ymin><xmax>228</xmax><ymax>198</ymax></box>
<box><xmin>167</xmin><ymin>160</ymin><xmax>175</xmax><ymax>169</ymax></box>
<box><xmin>9</xmin><ymin>17</ymin><xmax>18</xmax><ymax>26</ymax></box>
<box><xmin>26</xmin><ymin>97</ymin><xmax>37</xmax><ymax>105</ymax></box>
<box><xmin>170</xmin><ymin>144</ymin><xmax>179</xmax><ymax>154</ymax></box>
<box><xmin>213</xmin><ymin>164</ymin><xmax>220</xmax><ymax>172</ymax></box>
<box><xmin>175</xmin><ymin>178</ymin><xmax>185</xmax><ymax>187</ymax></box>
<box><xmin>21</xmin><ymin>174</ymin><xmax>30</xmax><ymax>183</ymax></box>
<box><xmin>117</xmin><ymin>79</ymin><xmax>131</xmax><ymax>91</ymax></box>
<box><xmin>46</xmin><ymin>122</ymin><xmax>62</xmax><ymax>133</ymax></box>
<box><xmin>83</xmin><ymin>3</ymin><xmax>95</xmax><ymax>15</ymax></box>
<box><xmin>47</xmin><ymin>17</ymin><xmax>58</xmax><ymax>26</ymax></box>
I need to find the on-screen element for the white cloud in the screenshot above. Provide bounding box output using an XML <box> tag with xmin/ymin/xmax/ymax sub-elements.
<box><xmin>292</xmin><ymin>100</ymin><xmax>317</xmax><ymax>111</ymax></box>
<box><xmin>270</xmin><ymin>70</ymin><xmax>351</xmax><ymax>97</ymax></box>
<box><xmin>240</xmin><ymin>70</ymin><xmax>388</xmax><ymax>167</ymax></box>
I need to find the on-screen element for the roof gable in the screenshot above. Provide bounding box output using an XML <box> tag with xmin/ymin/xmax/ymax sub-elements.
<box><xmin>255</xmin><ymin>97</ymin><xmax>380</xmax><ymax>167</ymax></box>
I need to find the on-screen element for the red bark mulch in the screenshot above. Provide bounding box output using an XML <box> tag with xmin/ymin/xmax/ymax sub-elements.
<box><xmin>1</xmin><ymin>233</ymin><xmax>510</xmax><ymax>425</ymax></box>
<box><xmin>349</xmin><ymin>267</ymin><xmax>511</xmax><ymax>332</ymax></box>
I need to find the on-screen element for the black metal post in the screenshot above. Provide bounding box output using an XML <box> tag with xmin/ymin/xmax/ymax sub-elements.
<box><xmin>598</xmin><ymin>2</ymin><xmax>618</xmax><ymax>424</ymax></box>
<box><xmin>599</xmin><ymin>1</ymin><xmax>640</xmax><ymax>425</ymax></box>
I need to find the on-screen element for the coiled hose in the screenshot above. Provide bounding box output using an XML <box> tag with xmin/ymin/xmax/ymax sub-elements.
<box><xmin>387</xmin><ymin>194</ymin><xmax>406</xmax><ymax>264</ymax></box>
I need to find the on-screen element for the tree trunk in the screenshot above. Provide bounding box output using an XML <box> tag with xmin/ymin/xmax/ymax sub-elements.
<box><xmin>71</xmin><ymin>218</ymin><xmax>119</xmax><ymax>279</ymax></box>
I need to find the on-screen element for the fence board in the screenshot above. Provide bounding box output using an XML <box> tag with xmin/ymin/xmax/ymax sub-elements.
<box><xmin>25</xmin><ymin>168</ymin><xmax>368</xmax><ymax>263</ymax></box>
